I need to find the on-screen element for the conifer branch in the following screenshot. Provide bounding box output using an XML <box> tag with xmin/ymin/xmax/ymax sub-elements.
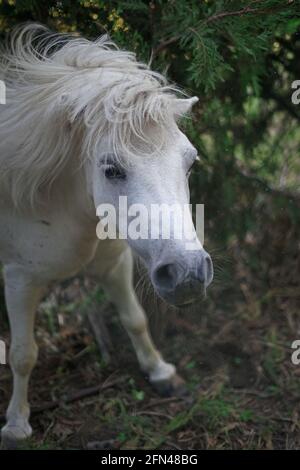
<box><xmin>152</xmin><ymin>2</ymin><xmax>293</xmax><ymax>58</ymax></box>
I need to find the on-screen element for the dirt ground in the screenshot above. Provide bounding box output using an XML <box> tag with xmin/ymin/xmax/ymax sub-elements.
<box><xmin>0</xmin><ymin>210</ymin><xmax>300</xmax><ymax>450</ymax></box>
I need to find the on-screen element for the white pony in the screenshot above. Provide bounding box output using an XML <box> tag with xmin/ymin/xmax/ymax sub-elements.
<box><xmin>0</xmin><ymin>24</ymin><xmax>213</xmax><ymax>448</ymax></box>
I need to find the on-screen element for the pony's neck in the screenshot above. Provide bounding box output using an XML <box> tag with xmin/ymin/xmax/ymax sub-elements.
<box><xmin>53</xmin><ymin>160</ymin><xmax>96</xmax><ymax>219</ymax></box>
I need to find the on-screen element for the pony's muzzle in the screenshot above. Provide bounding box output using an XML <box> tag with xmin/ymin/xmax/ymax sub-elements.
<box><xmin>151</xmin><ymin>250</ymin><xmax>213</xmax><ymax>306</ymax></box>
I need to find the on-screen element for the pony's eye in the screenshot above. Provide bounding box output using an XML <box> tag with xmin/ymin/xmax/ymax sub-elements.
<box><xmin>103</xmin><ymin>164</ymin><xmax>126</xmax><ymax>180</ymax></box>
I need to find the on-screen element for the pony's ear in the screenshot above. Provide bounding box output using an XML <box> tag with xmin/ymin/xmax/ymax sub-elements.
<box><xmin>173</xmin><ymin>96</ymin><xmax>199</xmax><ymax>118</ymax></box>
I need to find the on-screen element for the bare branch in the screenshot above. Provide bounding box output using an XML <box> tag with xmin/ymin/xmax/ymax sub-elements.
<box><xmin>205</xmin><ymin>2</ymin><xmax>292</xmax><ymax>24</ymax></box>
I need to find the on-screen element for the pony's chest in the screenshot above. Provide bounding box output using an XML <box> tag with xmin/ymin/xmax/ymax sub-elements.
<box><xmin>0</xmin><ymin>209</ymin><xmax>99</xmax><ymax>281</ymax></box>
<box><xmin>50</xmin><ymin>215</ymin><xmax>98</xmax><ymax>270</ymax></box>
<box><xmin>35</xmin><ymin>215</ymin><xmax>99</xmax><ymax>280</ymax></box>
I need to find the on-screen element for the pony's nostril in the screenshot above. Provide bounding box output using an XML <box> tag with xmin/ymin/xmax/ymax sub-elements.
<box><xmin>196</xmin><ymin>263</ymin><xmax>205</xmax><ymax>283</ymax></box>
<box><xmin>153</xmin><ymin>263</ymin><xmax>178</xmax><ymax>290</ymax></box>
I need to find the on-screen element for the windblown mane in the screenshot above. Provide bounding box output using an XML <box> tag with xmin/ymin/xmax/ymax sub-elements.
<box><xmin>0</xmin><ymin>24</ymin><xmax>186</xmax><ymax>206</ymax></box>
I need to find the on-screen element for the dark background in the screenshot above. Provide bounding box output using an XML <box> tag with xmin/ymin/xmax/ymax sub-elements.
<box><xmin>0</xmin><ymin>0</ymin><xmax>300</xmax><ymax>449</ymax></box>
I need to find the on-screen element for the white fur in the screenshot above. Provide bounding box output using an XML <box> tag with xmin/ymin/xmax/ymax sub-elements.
<box><xmin>0</xmin><ymin>24</ymin><xmax>205</xmax><ymax>447</ymax></box>
<box><xmin>0</xmin><ymin>24</ymin><xmax>189</xmax><ymax>207</ymax></box>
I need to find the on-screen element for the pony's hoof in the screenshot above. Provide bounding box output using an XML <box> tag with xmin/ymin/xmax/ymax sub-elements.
<box><xmin>1</xmin><ymin>422</ymin><xmax>32</xmax><ymax>450</ymax></box>
<box><xmin>151</xmin><ymin>373</ymin><xmax>189</xmax><ymax>398</ymax></box>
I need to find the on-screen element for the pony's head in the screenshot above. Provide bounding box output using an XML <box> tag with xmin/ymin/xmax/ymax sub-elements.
<box><xmin>86</xmin><ymin>85</ymin><xmax>214</xmax><ymax>306</ymax></box>
<box><xmin>0</xmin><ymin>24</ymin><xmax>213</xmax><ymax>306</ymax></box>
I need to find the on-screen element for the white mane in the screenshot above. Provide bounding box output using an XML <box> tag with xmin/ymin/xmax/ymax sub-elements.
<box><xmin>0</xmin><ymin>24</ymin><xmax>186</xmax><ymax>206</ymax></box>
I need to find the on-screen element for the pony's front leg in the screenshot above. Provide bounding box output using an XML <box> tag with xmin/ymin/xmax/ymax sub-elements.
<box><xmin>1</xmin><ymin>265</ymin><xmax>45</xmax><ymax>449</ymax></box>
<box><xmin>87</xmin><ymin>246</ymin><xmax>186</xmax><ymax>396</ymax></box>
